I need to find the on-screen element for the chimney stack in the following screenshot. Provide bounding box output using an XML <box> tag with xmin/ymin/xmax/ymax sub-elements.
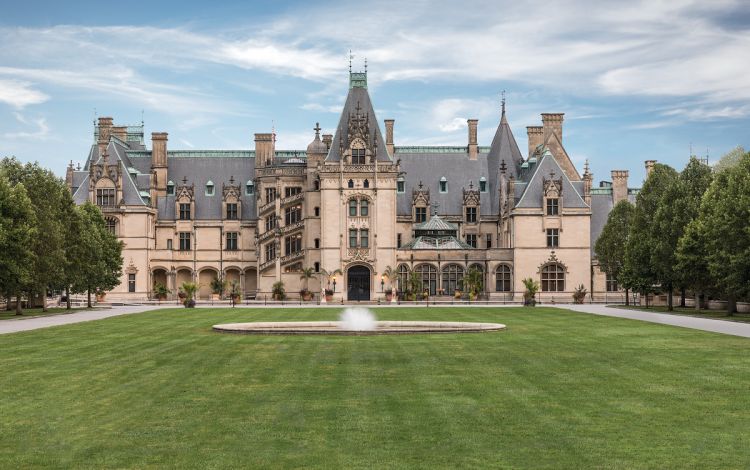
<box><xmin>611</xmin><ymin>170</ymin><xmax>629</xmax><ymax>204</ymax></box>
<box><xmin>66</xmin><ymin>160</ymin><xmax>74</xmax><ymax>190</ymax></box>
<box><xmin>467</xmin><ymin>119</ymin><xmax>478</xmax><ymax>160</ymax></box>
<box><xmin>255</xmin><ymin>133</ymin><xmax>275</xmax><ymax>167</ymax></box>
<box><xmin>526</xmin><ymin>126</ymin><xmax>543</xmax><ymax>158</ymax></box>
<box><xmin>645</xmin><ymin>160</ymin><xmax>657</xmax><ymax>176</ymax></box>
<box><xmin>151</xmin><ymin>132</ymin><xmax>168</xmax><ymax>168</ymax></box>
<box><xmin>97</xmin><ymin>116</ymin><xmax>113</xmax><ymax>156</ymax></box>
<box><xmin>384</xmin><ymin>119</ymin><xmax>395</xmax><ymax>156</ymax></box>
<box><xmin>322</xmin><ymin>134</ymin><xmax>333</xmax><ymax>151</ymax></box>
<box><xmin>541</xmin><ymin>113</ymin><xmax>564</xmax><ymax>144</ymax></box>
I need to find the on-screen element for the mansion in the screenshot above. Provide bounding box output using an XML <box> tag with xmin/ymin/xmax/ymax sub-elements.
<box><xmin>66</xmin><ymin>70</ymin><xmax>639</xmax><ymax>302</ymax></box>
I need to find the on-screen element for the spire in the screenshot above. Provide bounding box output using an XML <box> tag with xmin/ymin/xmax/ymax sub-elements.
<box><xmin>314</xmin><ymin>122</ymin><xmax>321</xmax><ymax>137</ymax></box>
<box><xmin>500</xmin><ymin>90</ymin><xmax>507</xmax><ymax>124</ymax></box>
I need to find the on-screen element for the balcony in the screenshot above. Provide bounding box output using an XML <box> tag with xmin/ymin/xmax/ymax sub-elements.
<box><xmin>280</xmin><ymin>250</ymin><xmax>305</xmax><ymax>266</ymax></box>
<box><xmin>258</xmin><ymin>200</ymin><xmax>275</xmax><ymax>215</ymax></box>
<box><xmin>280</xmin><ymin>192</ymin><xmax>305</xmax><ymax>207</ymax></box>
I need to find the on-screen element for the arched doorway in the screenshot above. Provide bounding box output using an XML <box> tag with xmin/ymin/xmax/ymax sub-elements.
<box><xmin>347</xmin><ymin>265</ymin><xmax>371</xmax><ymax>301</ymax></box>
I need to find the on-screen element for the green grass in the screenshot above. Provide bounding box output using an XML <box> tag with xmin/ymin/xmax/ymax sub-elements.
<box><xmin>615</xmin><ymin>304</ymin><xmax>750</xmax><ymax>323</ymax></box>
<box><xmin>0</xmin><ymin>306</ymin><xmax>93</xmax><ymax>320</ymax></box>
<box><xmin>1</xmin><ymin>307</ymin><xmax>749</xmax><ymax>469</ymax></box>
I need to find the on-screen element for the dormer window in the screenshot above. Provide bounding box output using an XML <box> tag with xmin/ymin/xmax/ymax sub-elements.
<box><xmin>205</xmin><ymin>180</ymin><xmax>215</xmax><ymax>196</ymax></box>
<box><xmin>439</xmin><ymin>177</ymin><xmax>448</xmax><ymax>193</ymax></box>
<box><xmin>352</xmin><ymin>148</ymin><xmax>366</xmax><ymax>164</ymax></box>
<box><xmin>245</xmin><ymin>180</ymin><xmax>254</xmax><ymax>196</ymax></box>
<box><xmin>166</xmin><ymin>180</ymin><xmax>175</xmax><ymax>196</ymax></box>
<box><xmin>397</xmin><ymin>177</ymin><xmax>405</xmax><ymax>193</ymax></box>
<box><xmin>546</xmin><ymin>198</ymin><xmax>559</xmax><ymax>215</ymax></box>
<box><xmin>479</xmin><ymin>177</ymin><xmax>487</xmax><ymax>193</ymax></box>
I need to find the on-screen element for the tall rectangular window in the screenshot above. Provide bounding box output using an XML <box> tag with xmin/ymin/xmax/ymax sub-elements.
<box><xmin>546</xmin><ymin>198</ymin><xmax>559</xmax><ymax>216</ymax></box>
<box><xmin>546</xmin><ymin>228</ymin><xmax>559</xmax><ymax>248</ymax></box>
<box><xmin>285</xmin><ymin>234</ymin><xmax>302</xmax><ymax>255</ymax></box>
<box><xmin>397</xmin><ymin>180</ymin><xmax>405</xmax><ymax>193</ymax></box>
<box><xmin>96</xmin><ymin>188</ymin><xmax>115</xmax><ymax>206</ymax></box>
<box><xmin>397</xmin><ymin>233</ymin><xmax>402</xmax><ymax>248</ymax></box>
<box><xmin>226</xmin><ymin>203</ymin><xmax>238</xmax><ymax>220</ymax></box>
<box><xmin>465</xmin><ymin>206</ymin><xmax>477</xmax><ymax>223</ymax></box>
<box><xmin>606</xmin><ymin>274</ymin><xmax>619</xmax><ymax>292</ymax></box>
<box><xmin>226</xmin><ymin>232</ymin><xmax>238</xmax><ymax>251</ymax></box>
<box><xmin>285</xmin><ymin>205</ymin><xmax>302</xmax><ymax>225</ymax></box>
<box><xmin>265</xmin><ymin>216</ymin><xmax>277</xmax><ymax>232</ymax></box>
<box><xmin>265</xmin><ymin>242</ymin><xmax>276</xmax><ymax>262</ymax></box>
<box><xmin>466</xmin><ymin>234</ymin><xmax>477</xmax><ymax>248</ymax></box>
<box><xmin>351</xmin><ymin>148</ymin><xmax>366</xmax><ymax>164</ymax></box>
<box><xmin>265</xmin><ymin>187</ymin><xmax>277</xmax><ymax>203</ymax></box>
<box><xmin>479</xmin><ymin>180</ymin><xmax>487</xmax><ymax>192</ymax></box>
<box><xmin>349</xmin><ymin>199</ymin><xmax>358</xmax><ymax>217</ymax></box>
<box><xmin>360</xmin><ymin>229</ymin><xmax>369</xmax><ymax>248</ymax></box>
<box><xmin>128</xmin><ymin>273</ymin><xmax>135</xmax><ymax>293</ymax></box>
<box><xmin>349</xmin><ymin>229</ymin><xmax>358</xmax><ymax>248</ymax></box>
<box><xmin>360</xmin><ymin>200</ymin><xmax>369</xmax><ymax>217</ymax></box>
<box><xmin>179</xmin><ymin>232</ymin><xmax>191</xmax><ymax>251</ymax></box>
<box><xmin>415</xmin><ymin>207</ymin><xmax>427</xmax><ymax>223</ymax></box>
<box><xmin>179</xmin><ymin>203</ymin><xmax>191</xmax><ymax>220</ymax></box>
<box><xmin>486</xmin><ymin>234</ymin><xmax>492</xmax><ymax>249</ymax></box>
<box><xmin>166</xmin><ymin>239</ymin><xmax>173</xmax><ymax>250</ymax></box>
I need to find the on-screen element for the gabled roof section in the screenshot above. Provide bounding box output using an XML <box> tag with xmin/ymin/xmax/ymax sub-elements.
<box><xmin>326</xmin><ymin>71</ymin><xmax>390</xmax><ymax>162</ymax></box>
<box><xmin>486</xmin><ymin>107</ymin><xmax>523</xmax><ymax>213</ymax></box>
<box><xmin>543</xmin><ymin>130</ymin><xmax>581</xmax><ymax>181</ymax></box>
<box><xmin>414</xmin><ymin>213</ymin><xmax>458</xmax><ymax>232</ymax></box>
<box><xmin>515</xmin><ymin>151</ymin><xmax>588</xmax><ymax>209</ymax></box>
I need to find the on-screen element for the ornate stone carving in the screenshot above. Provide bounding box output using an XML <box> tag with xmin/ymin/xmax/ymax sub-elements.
<box><xmin>412</xmin><ymin>181</ymin><xmax>430</xmax><ymax>206</ymax></box>
<box><xmin>542</xmin><ymin>171</ymin><xmax>563</xmax><ymax>197</ymax></box>
<box><xmin>462</xmin><ymin>181</ymin><xmax>480</xmax><ymax>206</ymax></box>
<box><xmin>537</xmin><ymin>250</ymin><xmax>568</xmax><ymax>273</ymax></box>
<box><xmin>222</xmin><ymin>175</ymin><xmax>241</xmax><ymax>201</ymax></box>
<box><xmin>176</xmin><ymin>176</ymin><xmax>194</xmax><ymax>201</ymax></box>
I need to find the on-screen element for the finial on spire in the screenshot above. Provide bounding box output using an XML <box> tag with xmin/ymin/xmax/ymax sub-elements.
<box><xmin>500</xmin><ymin>160</ymin><xmax>507</xmax><ymax>174</ymax></box>
<box><xmin>364</xmin><ymin>57</ymin><xmax>367</xmax><ymax>73</ymax></box>
<box><xmin>182</xmin><ymin>176</ymin><xmax>188</xmax><ymax>185</ymax></box>
<box><xmin>314</xmin><ymin>122</ymin><xmax>321</xmax><ymax>137</ymax></box>
<box><xmin>349</xmin><ymin>49</ymin><xmax>353</xmax><ymax>73</ymax></box>
<box><xmin>141</xmin><ymin>109</ymin><xmax>144</xmax><ymax>126</ymax></box>
<box><xmin>501</xmin><ymin>90</ymin><xmax>506</xmax><ymax>116</ymax></box>
<box><xmin>68</xmin><ymin>159</ymin><xmax>74</xmax><ymax>169</ymax></box>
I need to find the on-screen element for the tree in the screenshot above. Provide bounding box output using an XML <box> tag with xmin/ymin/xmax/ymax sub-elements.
<box><xmin>1</xmin><ymin>158</ymin><xmax>70</xmax><ymax>311</ymax></box>
<box><xmin>675</xmin><ymin>219</ymin><xmax>713</xmax><ymax>310</ymax></box>
<box><xmin>693</xmin><ymin>152</ymin><xmax>750</xmax><ymax>313</ymax></box>
<box><xmin>594</xmin><ymin>200</ymin><xmax>635</xmax><ymax>304</ymax></box>
<box><xmin>463</xmin><ymin>267</ymin><xmax>483</xmax><ymax>298</ymax></box>
<box><xmin>299</xmin><ymin>267</ymin><xmax>316</xmax><ymax>293</ymax></box>
<box><xmin>381</xmin><ymin>265</ymin><xmax>396</xmax><ymax>291</ymax></box>
<box><xmin>0</xmin><ymin>177</ymin><xmax>37</xmax><ymax>314</ymax></box>
<box><xmin>713</xmin><ymin>145</ymin><xmax>746</xmax><ymax>174</ymax></box>
<box><xmin>624</xmin><ymin>163</ymin><xmax>679</xmax><ymax>306</ymax></box>
<box><xmin>652</xmin><ymin>157</ymin><xmax>713</xmax><ymax>310</ymax></box>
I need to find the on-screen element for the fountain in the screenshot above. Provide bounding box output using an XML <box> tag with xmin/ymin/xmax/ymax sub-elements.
<box><xmin>212</xmin><ymin>307</ymin><xmax>506</xmax><ymax>335</ymax></box>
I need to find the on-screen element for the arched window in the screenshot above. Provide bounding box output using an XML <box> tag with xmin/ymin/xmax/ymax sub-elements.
<box><xmin>314</xmin><ymin>262</ymin><xmax>320</xmax><ymax>273</ymax></box>
<box><xmin>397</xmin><ymin>264</ymin><xmax>409</xmax><ymax>292</ymax></box>
<box><xmin>414</xmin><ymin>264</ymin><xmax>437</xmax><ymax>296</ymax></box>
<box><xmin>205</xmin><ymin>180</ymin><xmax>215</xmax><ymax>196</ymax></box>
<box><xmin>314</xmin><ymin>180</ymin><xmax>320</xmax><ymax>190</ymax></box>
<box><xmin>347</xmin><ymin>179</ymin><xmax>354</xmax><ymax>188</ymax></box>
<box><xmin>363</xmin><ymin>179</ymin><xmax>369</xmax><ymax>188</ymax></box>
<box><xmin>541</xmin><ymin>264</ymin><xmax>565</xmax><ymax>292</ymax></box>
<box><xmin>349</xmin><ymin>199</ymin><xmax>358</xmax><ymax>216</ymax></box>
<box><xmin>360</xmin><ymin>199</ymin><xmax>369</xmax><ymax>217</ymax></box>
<box><xmin>442</xmin><ymin>264</ymin><xmax>464</xmax><ymax>293</ymax></box>
<box><xmin>495</xmin><ymin>265</ymin><xmax>511</xmax><ymax>292</ymax></box>
<box><xmin>245</xmin><ymin>180</ymin><xmax>254</xmax><ymax>196</ymax></box>
<box><xmin>166</xmin><ymin>180</ymin><xmax>175</xmax><ymax>196</ymax></box>
<box><xmin>439</xmin><ymin>176</ymin><xmax>448</xmax><ymax>193</ymax></box>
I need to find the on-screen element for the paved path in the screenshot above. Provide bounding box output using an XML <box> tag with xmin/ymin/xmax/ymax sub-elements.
<box><xmin>0</xmin><ymin>305</ymin><xmax>163</xmax><ymax>335</ymax></box>
<box><xmin>558</xmin><ymin>304</ymin><xmax>750</xmax><ymax>339</ymax></box>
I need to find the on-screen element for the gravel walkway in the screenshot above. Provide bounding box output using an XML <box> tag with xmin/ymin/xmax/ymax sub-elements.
<box><xmin>0</xmin><ymin>305</ymin><xmax>163</xmax><ymax>335</ymax></box>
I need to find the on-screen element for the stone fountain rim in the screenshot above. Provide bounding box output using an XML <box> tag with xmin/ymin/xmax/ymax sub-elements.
<box><xmin>212</xmin><ymin>321</ymin><xmax>506</xmax><ymax>335</ymax></box>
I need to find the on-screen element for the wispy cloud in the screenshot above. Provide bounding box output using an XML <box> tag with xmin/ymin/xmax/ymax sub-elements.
<box><xmin>0</xmin><ymin>79</ymin><xmax>49</xmax><ymax>108</ymax></box>
<box><xmin>4</xmin><ymin>112</ymin><xmax>50</xmax><ymax>139</ymax></box>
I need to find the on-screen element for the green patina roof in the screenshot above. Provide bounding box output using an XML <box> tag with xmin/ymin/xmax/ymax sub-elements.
<box><xmin>395</xmin><ymin>146</ymin><xmax>491</xmax><ymax>154</ymax></box>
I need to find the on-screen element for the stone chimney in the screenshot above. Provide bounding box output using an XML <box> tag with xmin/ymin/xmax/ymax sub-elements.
<box><xmin>467</xmin><ymin>119</ymin><xmax>478</xmax><ymax>160</ymax></box>
<box><xmin>611</xmin><ymin>170</ymin><xmax>629</xmax><ymax>204</ymax></box>
<box><xmin>384</xmin><ymin>119</ymin><xmax>395</xmax><ymax>156</ymax></box>
<box><xmin>645</xmin><ymin>160</ymin><xmax>657</xmax><ymax>176</ymax></box>
<box><xmin>111</xmin><ymin>126</ymin><xmax>127</xmax><ymax>142</ymax></box>
<box><xmin>151</xmin><ymin>132</ymin><xmax>168</xmax><ymax>168</ymax></box>
<box><xmin>322</xmin><ymin>134</ymin><xmax>333</xmax><ymax>151</ymax></box>
<box><xmin>65</xmin><ymin>160</ymin><xmax>74</xmax><ymax>190</ymax></box>
<box><xmin>541</xmin><ymin>113</ymin><xmax>564</xmax><ymax>144</ymax></box>
<box><xmin>97</xmin><ymin>117</ymin><xmax>113</xmax><ymax>156</ymax></box>
<box><xmin>526</xmin><ymin>126</ymin><xmax>543</xmax><ymax>157</ymax></box>
<box><xmin>255</xmin><ymin>133</ymin><xmax>275</xmax><ymax>167</ymax></box>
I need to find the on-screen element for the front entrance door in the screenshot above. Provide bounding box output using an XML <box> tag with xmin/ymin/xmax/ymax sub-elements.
<box><xmin>347</xmin><ymin>265</ymin><xmax>371</xmax><ymax>301</ymax></box>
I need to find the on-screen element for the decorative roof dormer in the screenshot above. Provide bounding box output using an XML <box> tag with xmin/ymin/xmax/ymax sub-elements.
<box><xmin>175</xmin><ymin>176</ymin><xmax>194</xmax><ymax>201</ymax></box>
<box><xmin>222</xmin><ymin>175</ymin><xmax>241</xmax><ymax>201</ymax></box>
<box><xmin>462</xmin><ymin>181</ymin><xmax>481</xmax><ymax>206</ymax></box>
<box><xmin>412</xmin><ymin>181</ymin><xmax>430</xmax><ymax>207</ymax></box>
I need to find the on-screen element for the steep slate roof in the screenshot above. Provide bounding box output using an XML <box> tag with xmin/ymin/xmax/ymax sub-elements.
<box><xmin>486</xmin><ymin>109</ymin><xmax>523</xmax><ymax>213</ymax></box>
<box><xmin>590</xmin><ymin>193</ymin><xmax>613</xmax><ymax>256</ymax></box>
<box><xmin>326</xmin><ymin>74</ymin><xmax>391</xmax><ymax>163</ymax></box>
<box><xmin>395</xmin><ymin>151</ymin><xmax>491</xmax><ymax>216</ymax></box>
<box><xmin>515</xmin><ymin>150</ymin><xmax>588</xmax><ymax>209</ymax></box>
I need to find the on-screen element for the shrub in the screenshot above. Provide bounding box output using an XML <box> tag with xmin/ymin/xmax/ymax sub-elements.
<box><xmin>522</xmin><ymin>278</ymin><xmax>540</xmax><ymax>307</ymax></box>
<box><xmin>573</xmin><ymin>284</ymin><xmax>588</xmax><ymax>304</ymax></box>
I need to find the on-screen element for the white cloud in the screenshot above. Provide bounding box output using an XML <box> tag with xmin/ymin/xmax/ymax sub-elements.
<box><xmin>0</xmin><ymin>79</ymin><xmax>49</xmax><ymax>108</ymax></box>
<box><xmin>300</xmin><ymin>103</ymin><xmax>343</xmax><ymax>113</ymax></box>
<box><xmin>4</xmin><ymin>113</ymin><xmax>49</xmax><ymax>139</ymax></box>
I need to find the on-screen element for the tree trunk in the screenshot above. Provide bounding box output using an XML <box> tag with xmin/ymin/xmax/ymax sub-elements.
<box><xmin>667</xmin><ymin>283</ymin><xmax>673</xmax><ymax>311</ymax></box>
<box><xmin>66</xmin><ymin>286</ymin><xmax>71</xmax><ymax>310</ymax></box>
<box><xmin>625</xmin><ymin>288</ymin><xmax>630</xmax><ymax>306</ymax></box>
<box><xmin>6</xmin><ymin>297</ymin><xmax>11</xmax><ymax>311</ymax></box>
<box><xmin>727</xmin><ymin>296</ymin><xmax>737</xmax><ymax>316</ymax></box>
<box><xmin>87</xmin><ymin>288</ymin><xmax>92</xmax><ymax>308</ymax></box>
<box><xmin>41</xmin><ymin>287</ymin><xmax>48</xmax><ymax>312</ymax></box>
<box><xmin>695</xmin><ymin>292</ymin><xmax>701</xmax><ymax>311</ymax></box>
<box><xmin>15</xmin><ymin>292</ymin><xmax>22</xmax><ymax>315</ymax></box>
<box><xmin>680</xmin><ymin>288</ymin><xmax>686</xmax><ymax>308</ymax></box>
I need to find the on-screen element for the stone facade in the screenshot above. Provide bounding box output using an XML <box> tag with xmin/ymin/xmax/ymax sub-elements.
<box><xmin>66</xmin><ymin>70</ymin><xmax>637</xmax><ymax>302</ymax></box>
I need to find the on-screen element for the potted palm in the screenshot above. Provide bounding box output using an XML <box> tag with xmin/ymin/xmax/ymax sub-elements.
<box><xmin>522</xmin><ymin>278</ymin><xmax>540</xmax><ymax>306</ymax></box>
<box><xmin>407</xmin><ymin>271</ymin><xmax>422</xmax><ymax>302</ymax></box>
<box><xmin>228</xmin><ymin>280</ymin><xmax>241</xmax><ymax>304</ymax></box>
<box><xmin>210</xmin><ymin>277</ymin><xmax>226</xmax><ymax>301</ymax></box>
<box><xmin>464</xmin><ymin>267</ymin><xmax>483</xmax><ymax>301</ymax></box>
<box><xmin>299</xmin><ymin>267</ymin><xmax>315</xmax><ymax>301</ymax></box>
<box><xmin>181</xmin><ymin>282</ymin><xmax>198</xmax><ymax>308</ymax></box>
<box><xmin>324</xmin><ymin>288</ymin><xmax>334</xmax><ymax>302</ymax></box>
<box><xmin>272</xmin><ymin>281</ymin><xmax>286</xmax><ymax>301</ymax></box>
<box><xmin>573</xmin><ymin>284</ymin><xmax>587</xmax><ymax>304</ymax></box>
<box><xmin>382</xmin><ymin>266</ymin><xmax>396</xmax><ymax>302</ymax></box>
<box><xmin>318</xmin><ymin>268</ymin><xmax>342</xmax><ymax>302</ymax></box>
<box><xmin>153</xmin><ymin>282</ymin><xmax>170</xmax><ymax>302</ymax></box>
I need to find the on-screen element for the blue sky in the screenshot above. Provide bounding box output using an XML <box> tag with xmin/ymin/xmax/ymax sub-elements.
<box><xmin>1</xmin><ymin>0</ymin><xmax>748</xmax><ymax>184</ymax></box>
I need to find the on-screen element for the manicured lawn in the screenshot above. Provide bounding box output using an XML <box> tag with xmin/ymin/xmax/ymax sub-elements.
<box><xmin>1</xmin><ymin>307</ymin><xmax>749</xmax><ymax>468</ymax></box>
<box><xmin>615</xmin><ymin>304</ymin><xmax>750</xmax><ymax>323</ymax></box>
<box><xmin>0</xmin><ymin>306</ymin><xmax>92</xmax><ymax>320</ymax></box>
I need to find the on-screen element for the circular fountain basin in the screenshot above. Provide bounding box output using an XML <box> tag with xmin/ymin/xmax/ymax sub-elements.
<box><xmin>212</xmin><ymin>321</ymin><xmax>506</xmax><ymax>335</ymax></box>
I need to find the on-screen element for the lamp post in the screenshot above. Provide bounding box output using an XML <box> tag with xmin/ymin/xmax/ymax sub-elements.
<box><xmin>380</xmin><ymin>275</ymin><xmax>385</xmax><ymax>292</ymax></box>
<box><xmin>332</xmin><ymin>276</ymin><xmax>337</xmax><ymax>294</ymax></box>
